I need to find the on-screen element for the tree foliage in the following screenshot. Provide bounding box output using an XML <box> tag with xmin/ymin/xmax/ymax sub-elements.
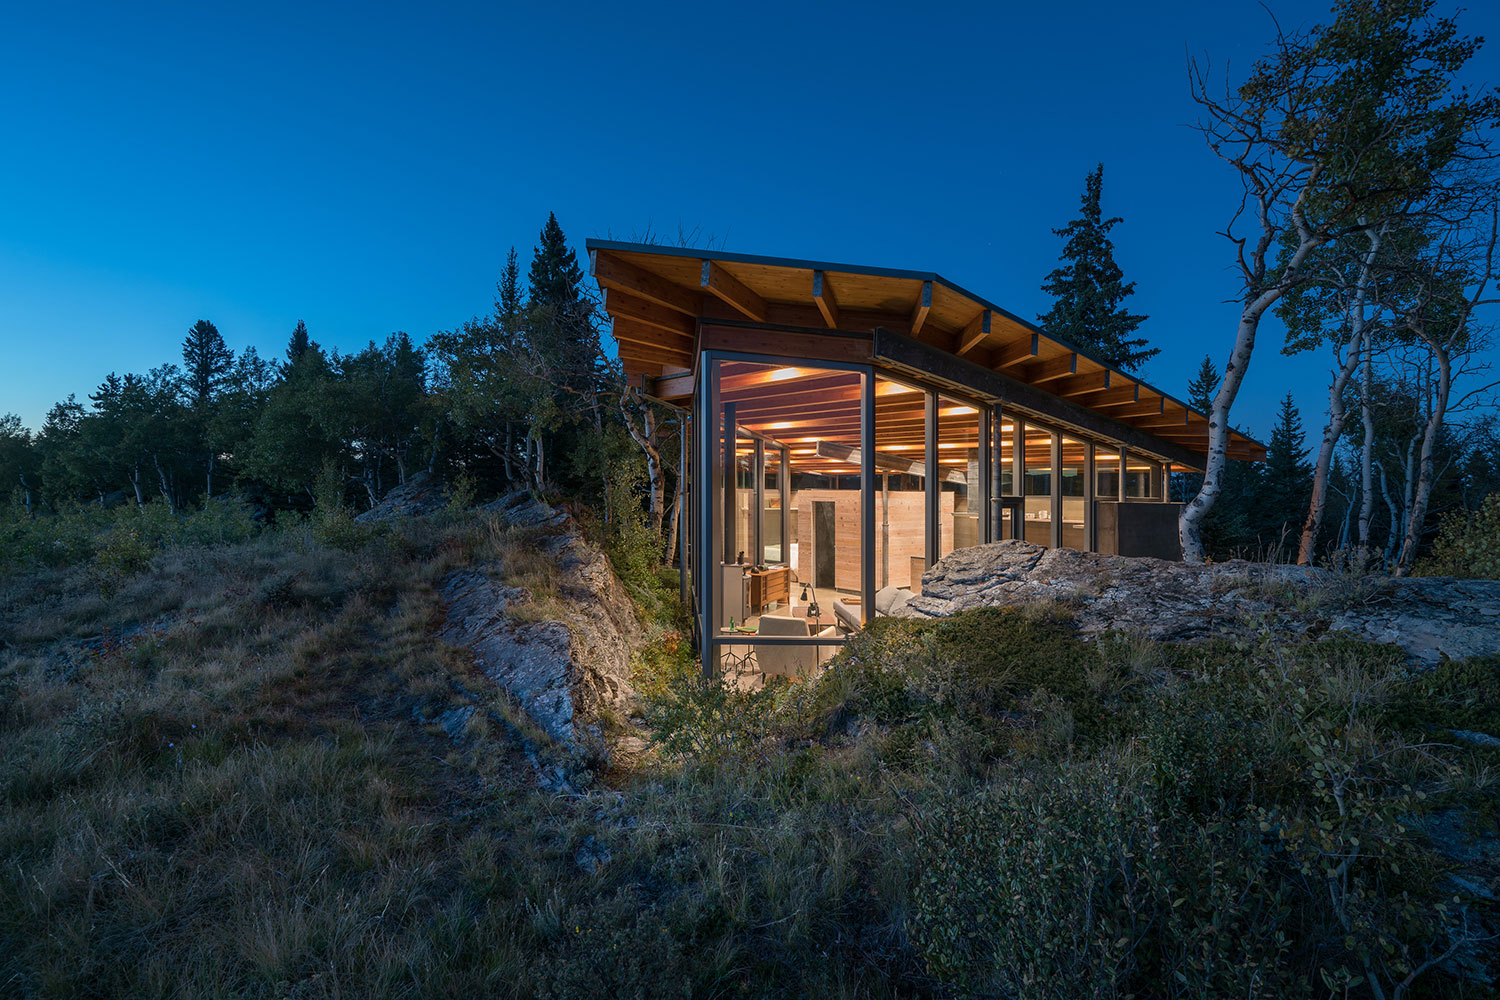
<box><xmin>1037</xmin><ymin>164</ymin><xmax>1156</xmax><ymax>372</ymax></box>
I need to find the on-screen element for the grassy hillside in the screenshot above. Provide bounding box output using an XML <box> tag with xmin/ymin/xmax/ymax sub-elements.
<box><xmin>1</xmin><ymin>512</ymin><xmax>1496</xmax><ymax>998</ymax></box>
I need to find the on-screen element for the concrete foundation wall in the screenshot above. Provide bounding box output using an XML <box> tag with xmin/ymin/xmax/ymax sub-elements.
<box><xmin>1095</xmin><ymin>501</ymin><xmax>1183</xmax><ymax>561</ymax></box>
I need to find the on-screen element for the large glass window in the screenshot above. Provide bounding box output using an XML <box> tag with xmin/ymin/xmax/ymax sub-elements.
<box><xmin>712</xmin><ymin>360</ymin><xmax>864</xmax><ymax>648</ymax></box>
<box><xmin>1060</xmin><ymin>435</ymin><xmax>1088</xmax><ymax>550</ymax></box>
<box><xmin>938</xmin><ymin>397</ymin><xmax>981</xmax><ymax>558</ymax></box>
<box><xmin>873</xmin><ymin>377</ymin><xmax>927</xmax><ymax>602</ymax></box>
<box><xmin>1023</xmin><ymin>423</ymin><xmax>1055</xmax><ymax>547</ymax></box>
<box><xmin>1125</xmin><ymin>454</ymin><xmax>1163</xmax><ymax>500</ymax></box>
<box><xmin>997</xmin><ymin>415</ymin><xmax>1018</xmax><ymax>540</ymax></box>
<box><xmin>1096</xmin><ymin>446</ymin><xmax>1122</xmax><ymax>500</ymax></box>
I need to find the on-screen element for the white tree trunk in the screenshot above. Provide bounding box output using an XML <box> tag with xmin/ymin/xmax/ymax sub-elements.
<box><xmin>1356</xmin><ymin>342</ymin><xmax>1377</xmax><ymax>560</ymax></box>
<box><xmin>1396</xmin><ymin>345</ymin><xmax>1451</xmax><ymax>574</ymax></box>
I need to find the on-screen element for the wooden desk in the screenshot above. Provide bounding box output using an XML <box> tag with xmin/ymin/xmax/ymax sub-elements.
<box><xmin>747</xmin><ymin>566</ymin><xmax>790</xmax><ymax>612</ymax></box>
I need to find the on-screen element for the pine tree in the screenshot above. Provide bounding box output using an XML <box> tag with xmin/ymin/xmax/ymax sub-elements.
<box><xmin>526</xmin><ymin>213</ymin><xmax>599</xmax><ymax>387</ymax></box>
<box><xmin>182</xmin><ymin>320</ymin><xmax>233</xmax><ymax>408</ymax></box>
<box><xmin>286</xmin><ymin>320</ymin><xmax>312</xmax><ymax>367</ymax></box>
<box><xmin>1037</xmin><ymin>164</ymin><xmax>1156</xmax><ymax>372</ymax></box>
<box><xmin>1187</xmin><ymin>355</ymin><xmax>1220</xmax><ymax>413</ymax></box>
<box><xmin>528</xmin><ymin>213</ymin><xmax>586</xmax><ymax>311</ymax></box>
<box><xmin>495</xmin><ymin>247</ymin><xmax>524</xmax><ymax>339</ymax></box>
<box><xmin>1260</xmin><ymin>392</ymin><xmax>1314</xmax><ymax>552</ymax></box>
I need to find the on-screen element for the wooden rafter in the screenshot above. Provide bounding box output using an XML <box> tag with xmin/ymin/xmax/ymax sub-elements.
<box><xmin>591</xmin><ymin>250</ymin><xmax>700</xmax><ymax>315</ymax></box>
<box><xmin>1020</xmin><ymin>352</ymin><xmax>1078</xmax><ymax>385</ymax></box>
<box><xmin>604</xmin><ymin>288</ymin><xmax>696</xmax><ymax>338</ymax></box>
<box><xmin>910</xmin><ymin>280</ymin><xmax>932</xmax><ymax>336</ymax></box>
<box><xmin>700</xmin><ymin>261</ymin><xmax>766</xmax><ymax>321</ymax></box>
<box><xmin>1052</xmin><ymin>369</ymin><xmax>1112</xmax><ymax>397</ymax></box>
<box><xmin>992</xmin><ymin>333</ymin><xmax>1039</xmax><ymax>368</ymax></box>
<box><xmin>812</xmin><ymin>270</ymin><xmax>840</xmax><ymax>329</ymax></box>
<box><xmin>956</xmin><ymin>309</ymin><xmax>991</xmax><ymax>357</ymax></box>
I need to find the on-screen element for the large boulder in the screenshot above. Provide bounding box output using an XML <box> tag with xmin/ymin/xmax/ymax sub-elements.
<box><xmin>900</xmin><ymin>540</ymin><xmax>1500</xmax><ymax>664</ymax></box>
<box><xmin>439</xmin><ymin>494</ymin><xmax>639</xmax><ymax>747</ymax></box>
<box><xmin>356</xmin><ymin>472</ymin><xmax>448</xmax><ymax>523</ymax></box>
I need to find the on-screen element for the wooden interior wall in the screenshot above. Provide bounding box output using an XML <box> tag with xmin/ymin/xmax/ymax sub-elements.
<box><xmin>790</xmin><ymin>487</ymin><xmax>954</xmax><ymax>594</ymax></box>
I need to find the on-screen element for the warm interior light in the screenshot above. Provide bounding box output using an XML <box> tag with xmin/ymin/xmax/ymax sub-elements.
<box><xmin>941</xmin><ymin>405</ymin><xmax>977</xmax><ymax>416</ymax></box>
<box><xmin>791</xmin><ymin>448</ymin><xmax>815</xmax><ymax>455</ymax></box>
<box><xmin>883</xmin><ymin>444</ymin><xmax>918</xmax><ymax>451</ymax></box>
<box><xmin>766</xmin><ymin>367</ymin><xmax>803</xmax><ymax>382</ymax></box>
<box><xmin>765</xmin><ymin>421</ymin><xmax>793</xmax><ymax>430</ymax></box>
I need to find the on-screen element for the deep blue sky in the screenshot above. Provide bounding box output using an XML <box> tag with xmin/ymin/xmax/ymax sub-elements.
<box><xmin>2</xmin><ymin>1</ymin><xmax>1496</xmax><ymax>443</ymax></box>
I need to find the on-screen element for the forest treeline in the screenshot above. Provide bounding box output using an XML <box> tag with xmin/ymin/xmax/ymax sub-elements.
<box><xmin>1</xmin><ymin>200</ymin><xmax>1497</xmax><ymax>574</ymax></box>
<box><xmin>0</xmin><ymin>214</ymin><xmax>677</xmax><ymax>561</ymax></box>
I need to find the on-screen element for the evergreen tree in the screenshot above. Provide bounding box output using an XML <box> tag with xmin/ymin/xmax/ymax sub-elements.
<box><xmin>1037</xmin><ymin>165</ymin><xmax>1156</xmax><ymax>372</ymax></box>
<box><xmin>495</xmin><ymin>247</ymin><xmax>524</xmax><ymax>339</ymax></box>
<box><xmin>527</xmin><ymin>212</ymin><xmax>599</xmax><ymax>386</ymax></box>
<box><xmin>182</xmin><ymin>320</ymin><xmax>233</xmax><ymax>408</ymax></box>
<box><xmin>527</xmin><ymin>214</ymin><xmax>585</xmax><ymax>310</ymax></box>
<box><xmin>1259</xmin><ymin>392</ymin><xmax>1314</xmax><ymax>553</ymax></box>
<box><xmin>286</xmin><ymin>320</ymin><xmax>312</xmax><ymax>367</ymax></box>
<box><xmin>1187</xmin><ymin>355</ymin><xmax>1220</xmax><ymax>413</ymax></box>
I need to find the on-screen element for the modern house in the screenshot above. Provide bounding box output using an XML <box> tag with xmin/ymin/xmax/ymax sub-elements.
<box><xmin>586</xmin><ymin>240</ymin><xmax>1264</xmax><ymax>677</ymax></box>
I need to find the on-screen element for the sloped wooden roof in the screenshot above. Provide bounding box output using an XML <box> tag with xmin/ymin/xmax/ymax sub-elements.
<box><xmin>586</xmin><ymin>240</ymin><xmax>1265</xmax><ymax>464</ymax></box>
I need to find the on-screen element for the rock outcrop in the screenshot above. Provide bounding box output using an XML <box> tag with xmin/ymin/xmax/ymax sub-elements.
<box><xmin>356</xmin><ymin>472</ymin><xmax>448</xmax><ymax>523</ymax></box>
<box><xmin>439</xmin><ymin>494</ymin><xmax>639</xmax><ymax>749</ymax></box>
<box><xmin>900</xmin><ymin>540</ymin><xmax>1500</xmax><ymax>664</ymax></box>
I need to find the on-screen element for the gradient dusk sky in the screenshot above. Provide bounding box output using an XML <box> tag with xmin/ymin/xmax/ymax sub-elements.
<box><xmin>2</xmin><ymin>1</ymin><xmax>1496</xmax><ymax>441</ymax></box>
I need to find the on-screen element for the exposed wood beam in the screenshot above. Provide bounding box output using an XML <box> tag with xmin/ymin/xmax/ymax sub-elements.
<box><xmin>1020</xmin><ymin>352</ymin><xmax>1078</xmax><ymax>385</ymax></box>
<box><xmin>1052</xmin><ymin>369</ymin><xmax>1112</xmax><ymax>397</ymax></box>
<box><xmin>910</xmin><ymin>280</ymin><xmax>932</xmax><ymax>336</ymax></box>
<box><xmin>1091</xmin><ymin>384</ymin><xmax>1142</xmax><ymax>407</ymax></box>
<box><xmin>1135</xmin><ymin>410</ymin><xmax>1192</xmax><ymax>430</ymax></box>
<box><xmin>812</xmin><ymin>270</ymin><xmax>840</xmax><ymax>329</ymax></box>
<box><xmin>992</xmin><ymin>332</ymin><xmax>1040</xmax><ymax>368</ymax></box>
<box><xmin>655</xmin><ymin>373</ymin><xmax>695</xmax><ymax>399</ymax></box>
<box><xmin>591</xmin><ymin>250</ymin><xmax>700</xmax><ymax>316</ymax></box>
<box><xmin>956</xmin><ymin>309</ymin><xmax>991</xmax><ymax>357</ymax></box>
<box><xmin>700</xmin><ymin>261</ymin><xmax>766</xmax><ymax>322</ymax></box>
<box><xmin>1110</xmin><ymin>398</ymin><xmax>1167</xmax><ymax>419</ymax></box>
<box><xmin>604</xmin><ymin>288</ymin><xmax>696</xmax><ymax>338</ymax></box>
<box><xmin>815</xmin><ymin>440</ymin><xmax>967</xmax><ymax>484</ymax></box>
<box><xmin>611</xmin><ymin>316</ymin><xmax>694</xmax><ymax>353</ymax></box>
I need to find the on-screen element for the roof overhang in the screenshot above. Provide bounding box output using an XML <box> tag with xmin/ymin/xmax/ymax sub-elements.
<box><xmin>587</xmin><ymin>239</ymin><xmax>1266</xmax><ymax>467</ymax></box>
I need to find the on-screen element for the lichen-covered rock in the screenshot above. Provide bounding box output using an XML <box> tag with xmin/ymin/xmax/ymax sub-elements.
<box><xmin>355</xmin><ymin>472</ymin><xmax>448</xmax><ymax>522</ymax></box>
<box><xmin>439</xmin><ymin>496</ymin><xmax>638</xmax><ymax>748</ymax></box>
<box><xmin>900</xmin><ymin>539</ymin><xmax>1500</xmax><ymax>664</ymax></box>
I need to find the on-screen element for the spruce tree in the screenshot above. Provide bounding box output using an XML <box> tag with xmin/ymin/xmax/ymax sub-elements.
<box><xmin>528</xmin><ymin>213</ymin><xmax>585</xmax><ymax>311</ymax></box>
<box><xmin>1260</xmin><ymin>392</ymin><xmax>1314</xmax><ymax>551</ymax></box>
<box><xmin>495</xmin><ymin>247</ymin><xmax>524</xmax><ymax>339</ymax></box>
<box><xmin>286</xmin><ymin>320</ymin><xmax>312</xmax><ymax>367</ymax></box>
<box><xmin>526</xmin><ymin>213</ymin><xmax>599</xmax><ymax>386</ymax></box>
<box><xmin>1037</xmin><ymin>164</ymin><xmax>1156</xmax><ymax>372</ymax></box>
<box><xmin>182</xmin><ymin>320</ymin><xmax>233</xmax><ymax>408</ymax></box>
<box><xmin>1187</xmin><ymin>355</ymin><xmax>1220</xmax><ymax>413</ymax></box>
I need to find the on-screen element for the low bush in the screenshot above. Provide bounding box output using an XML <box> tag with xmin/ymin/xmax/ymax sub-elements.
<box><xmin>1418</xmin><ymin>492</ymin><xmax>1500</xmax><ymax>579</ymax></box>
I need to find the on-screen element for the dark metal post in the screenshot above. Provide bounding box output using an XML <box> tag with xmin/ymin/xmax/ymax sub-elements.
<box><xmin>978</xmin><ymin>404</ymin><xmax>992</xmax><ymax>545</ymax></box>
<box><xmin>861</xmin><ymin>372</ymin><xmax>876</xmax><ymax>622</ymax></box>
<box><xmin>924</xmin><ymin>391</ymin><xmax>939</xmax><ymax>568</ymax></box>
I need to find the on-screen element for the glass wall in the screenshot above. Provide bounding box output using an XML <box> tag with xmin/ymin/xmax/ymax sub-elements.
<box><xmin>873</xmin><ymin>376</ymin><xmax>927</xmax><ymax>601</ymax></box>
<box><xmin>937</xmin><ymin>397</ymin><xmax>981</xmax><ymax>558</ymax></box>
<box><xmin>1023</xmin><ymin>423</ymin><xmax>1055</xmax><ymax>546</ymax></box>
<box><xmin>708</xmin><ymin>359</ymin><xmax>864</xmax><ymax>670</ymax></box>
<box><xmin>1096</xmin><ymin>446</ymin><xmax>1122</xmax><ymax>500</ymax></box>
<box><xmin>997</xmin><ymin>415</ymin><xmax>1018</xmax><ymax>540</ymax></box>
<box><xmin>762</xmin><ymin>445</ymin><xmax>784</xmax><ymax>565</ymax></box>
<box><xmin>1125</xmin><ymin>454</ymin><xmax>1163</xmax><ymax>500</ymax></box>
<box><xmin>1060</xmin><ymin>434</ymin><xmax>1088</xmax><ymax>550</ymax></box>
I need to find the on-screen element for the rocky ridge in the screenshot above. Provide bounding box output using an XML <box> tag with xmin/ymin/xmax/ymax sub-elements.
<box><xmin>899</xmin><ymin>540</ymin><xmax>1500</xmax><ymax>664</ymax></box>
<box><xmin>438</xmin><ymin>492</ymin><xmax>639</xmax><ymax>753</ymax></box>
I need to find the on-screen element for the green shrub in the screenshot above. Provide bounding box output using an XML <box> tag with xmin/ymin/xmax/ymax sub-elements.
<box><xmin>909</xmin><ymin>754</ymin><xmax>1299</xmax><ymax>999</ymax></box>
<box><xmin>1418</xmin><ymin>492</ymin><xmax>1500</xmax><ymax>579</ymax></box>
<box><xmin>310</xmin><ymin>462</ymin><xmax>365</xmax><ymax>550</ymax></box>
